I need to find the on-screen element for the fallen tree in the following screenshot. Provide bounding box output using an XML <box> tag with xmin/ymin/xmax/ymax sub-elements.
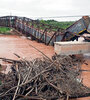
<box><xmin>0</xmin><ymin>55</ymin><xmax>90</xmax><ymax>100</ymax></box>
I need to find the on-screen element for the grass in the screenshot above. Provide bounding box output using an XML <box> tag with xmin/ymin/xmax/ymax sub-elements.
<box><xmin>0</xmin><ymin>27</ymin><xmax>11</xmax><ymax>35</ymax></box>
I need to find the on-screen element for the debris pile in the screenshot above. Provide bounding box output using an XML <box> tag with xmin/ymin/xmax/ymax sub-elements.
<box><xmin>0</xmin><ymin>55</ymin><xmax>90</xmax><ymax>100</ymax></box>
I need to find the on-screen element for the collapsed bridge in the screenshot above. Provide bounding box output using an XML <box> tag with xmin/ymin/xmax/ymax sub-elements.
<box><xmin>0</xmin><ymin>16</ymin><xmax>90</xmax><ymax>100</ymax></box>
<box><xmin>0</xmin><ymin>16</ymin><xmax>90</xmax><ymax>45</ymax></box>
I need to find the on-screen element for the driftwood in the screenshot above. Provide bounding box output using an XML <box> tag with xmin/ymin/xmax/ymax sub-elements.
<box><xmin>0</xmin><ymin>55</ymin><xmax>90</xmax><ymax>100</ymax></box>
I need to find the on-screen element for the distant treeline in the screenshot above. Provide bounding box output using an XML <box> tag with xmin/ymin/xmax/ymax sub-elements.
<box><xmin>39</xmin><ymin>20</ymin><xmax>74</xmax><ymax>29</ymax></box>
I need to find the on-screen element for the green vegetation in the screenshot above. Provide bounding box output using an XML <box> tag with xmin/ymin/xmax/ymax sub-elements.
<box><xmin>31</xmin><ymin>20</ymin><xmax>74</xmax><ymax>31</ymax></box>
<box><xmin>0</xmin><ymin>27</ymin><xmax>11</xmax><ymax>35</ymax></box>
<box><xmin>39</xmin><ymin>20</ymin><xmax>74</xmax><ymax>29</ymax></box>
<box><xmin>0</xmin><ymin>80</ymin><xmax>1</xmax><ymax>85</ymax></box>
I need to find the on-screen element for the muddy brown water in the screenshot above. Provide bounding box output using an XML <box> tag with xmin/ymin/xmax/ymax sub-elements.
<box><xmin>0</xmin><ymin>35</ymin><xmax>90</xmax><ymax>100</ymax></box>
<box><xmin>0</xmin><ymin>35</ymin><xmax>54</xmax><ymax>60</ymax></box>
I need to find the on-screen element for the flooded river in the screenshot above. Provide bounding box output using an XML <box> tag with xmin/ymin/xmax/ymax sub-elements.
<box><xmin>0</xmin><ymin>35</ymin><xmax>90</xmax><ymax>100</ymax></box>
<box><xmin>0</xmin><ymin>35</ymin><xmax>54</xmax><ymax>60</ymax></box>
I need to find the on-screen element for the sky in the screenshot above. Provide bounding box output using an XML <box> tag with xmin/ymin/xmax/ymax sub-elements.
<box><xmin>0</xmin><ymin>0</ymin><xmax>90</xmax><ymax>21</ymax></box>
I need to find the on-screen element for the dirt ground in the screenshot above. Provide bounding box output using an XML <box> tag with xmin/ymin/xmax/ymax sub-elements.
<box><xmin>0</xmin><ymin>35</ymin><xmax>90</xmax><ymax>100</ymax></box>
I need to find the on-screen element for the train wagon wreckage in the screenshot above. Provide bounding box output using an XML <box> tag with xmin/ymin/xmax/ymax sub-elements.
<box><xmin>0</xmin><ymin>16</ymin><xmax>90</xmax><ymax>100</ymax></box>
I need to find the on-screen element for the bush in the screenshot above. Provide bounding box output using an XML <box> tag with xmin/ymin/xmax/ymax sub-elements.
<box><xmin>0</xmin><ymin>27</ymin><xmax>11</xmax><ymax>34</ymax></box>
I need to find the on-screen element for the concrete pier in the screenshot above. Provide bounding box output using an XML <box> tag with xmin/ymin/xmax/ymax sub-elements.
<box><xmin>54</xmin><ymin>42</ymin><xmax>90</xmax><ymax>55</ymax></box>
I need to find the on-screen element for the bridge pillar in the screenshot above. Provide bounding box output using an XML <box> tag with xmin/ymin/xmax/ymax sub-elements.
<box><xmin>54</xmin><ymin>42</ymin><xmax>90</xmax><ymax>55</ymax></box>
